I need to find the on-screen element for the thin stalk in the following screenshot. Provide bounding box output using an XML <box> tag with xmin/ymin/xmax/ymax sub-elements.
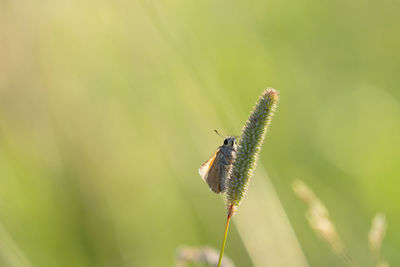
<box><xmin>217</xmin><ymin>205</ymin><xmax>234</xmax><ymax>267</ymax></box>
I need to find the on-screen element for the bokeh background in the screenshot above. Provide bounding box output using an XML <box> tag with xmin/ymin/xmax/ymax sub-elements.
<box><xmin>1</xmin><ymin>0</ymin><xmax>399</xmax><ymax>266</ymax></box>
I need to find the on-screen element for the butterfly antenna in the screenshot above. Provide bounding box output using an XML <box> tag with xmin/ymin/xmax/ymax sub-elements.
<box><xmin>214</xmin><ymin>129</ymin><xmax>224</xmax><ymax>138</ymax></box>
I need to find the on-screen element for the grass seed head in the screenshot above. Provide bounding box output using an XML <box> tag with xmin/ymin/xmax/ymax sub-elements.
<box><xmin>226</xmin><ymin>88</ymin><xmax>279</xmax><ymax>214</ymax></box>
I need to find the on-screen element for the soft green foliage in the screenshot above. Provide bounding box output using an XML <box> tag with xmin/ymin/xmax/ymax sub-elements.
<box><xmin>227</xmin><ymin>89</ymin><xmax>278</xmax><ymax>212</ymax></box>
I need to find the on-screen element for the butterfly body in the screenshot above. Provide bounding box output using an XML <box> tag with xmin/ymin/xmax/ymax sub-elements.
<box><xmin>198</xmin><ymin>137</ymin><xmax>237</xmax><ymax>193</ymax></box>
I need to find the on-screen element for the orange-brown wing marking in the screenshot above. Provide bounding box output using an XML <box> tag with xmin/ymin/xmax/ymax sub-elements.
<box><xmin>198</xmin><ymin>148</ymin><xmax>223</xmax><ymax>193</ymax></box>
<box><xmin>199</xmin><ymin>149</ymin><xmax>219</xmax><ymax>180</ymax></box>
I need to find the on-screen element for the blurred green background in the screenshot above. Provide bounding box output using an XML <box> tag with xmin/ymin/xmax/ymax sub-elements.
<box><xmin>1</xmin><ymin>0</ymin><xmax>399</xmax><ymax>266</ymax></box>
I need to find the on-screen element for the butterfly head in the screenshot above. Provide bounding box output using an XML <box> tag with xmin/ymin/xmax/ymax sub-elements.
<box><xmin>223</xmin><ymin>136</ymin><xmax>237</xmax><ymax>149</ymax></box>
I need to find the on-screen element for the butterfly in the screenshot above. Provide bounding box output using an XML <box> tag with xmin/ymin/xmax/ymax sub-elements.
<box><xmin>198</xmin><ymin>135</ymin><xmax>237</xmax><ymax>193</ymax></box>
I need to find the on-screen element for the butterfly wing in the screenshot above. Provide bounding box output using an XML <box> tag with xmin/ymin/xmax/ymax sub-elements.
<box><xmin>199</xmin><ymin>148</ymin><xmax>219</xmax><ymax>181</ymax></box>
<box><xmin>199</xmin><ymin>148</ymin><xmax>224</xmax><ymax>193</ymax></box>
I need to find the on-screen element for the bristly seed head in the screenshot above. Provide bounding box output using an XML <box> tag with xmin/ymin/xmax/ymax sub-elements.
<box><xmin>226</xmin><ymin>88</ymin><xmax>279</xmax><ymax>214</ymax></box>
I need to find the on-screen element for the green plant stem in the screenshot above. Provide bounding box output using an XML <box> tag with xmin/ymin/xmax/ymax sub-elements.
<box><xmin>218</xmin><ymin>205</ymin><xmax>234</xmax><ymax>267</ymax></box>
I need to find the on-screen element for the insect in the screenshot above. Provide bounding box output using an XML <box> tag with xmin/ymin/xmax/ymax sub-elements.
<box><xmin>198</xmin><ymin>131</ymin><xmax>237</xmax><ymax>193</ymax></box>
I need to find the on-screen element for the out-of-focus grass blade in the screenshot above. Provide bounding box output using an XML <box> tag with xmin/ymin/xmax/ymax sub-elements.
<box><xmin>233</xmin><ymin>165</ymin><xmax>309</xmax><ymax>267</ymax></box>
<box><xmin>0</xmin><ymin>223</ymin><xmax>33</xmax><ymax>267</ymax></box>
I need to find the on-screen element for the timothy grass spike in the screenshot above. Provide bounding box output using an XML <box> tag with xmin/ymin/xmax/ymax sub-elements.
<box><xmin>217</xmin><ymin>88</ymin><xmax>279</xmax><ymax>267</ymax></box>
<box><xmin>226</xmin><ymin>88</ymin><xmax>279</xmax><ymax>214</ymax></box>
